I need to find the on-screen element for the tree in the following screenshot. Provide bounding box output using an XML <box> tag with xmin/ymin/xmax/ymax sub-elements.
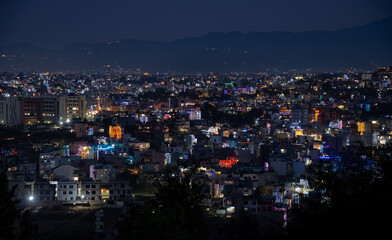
<box><xmin>211</xmin><ymin>213</ymin><xmax>260</xmax><ymax>240</ymax></box>
<box><xmin>201</xmin><ymin>102</ymin><xmax>221</xmax><ymax>123</ymax></box>
<box><xmin>0</xmin><ymin>173</ymin><xmax>19</xmax><ymax>240</ymax></box>
<box><xmin>116</xmin><ymin>167</ymin><xmax>208</xmax><ymax>240</ymax></box>
<box><xmin>0</xmin><ymin>173</ymin><xmax>38</xmax><ymax>240</ymax></box>
<box><xmin>287</xmin><ymin>142</ymin><xmax>392</xmax><ymax>239</ymax></box>
<box><xmin>18</xmin><ymin>210</ymin><xmax>38</xmax><ymax>240</ymax></box>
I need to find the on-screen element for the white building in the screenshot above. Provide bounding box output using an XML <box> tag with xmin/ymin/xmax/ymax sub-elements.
<box><xmin>57</xmin><ymin>180</ymin><xmax>78</xmax><ymax>202</ymax></box>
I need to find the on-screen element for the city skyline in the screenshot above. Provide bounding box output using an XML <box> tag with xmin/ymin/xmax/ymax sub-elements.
<box><xmin>1</xmin><ymin>1</ymin><xmax>392</xmax><ymax>240</ymax></box>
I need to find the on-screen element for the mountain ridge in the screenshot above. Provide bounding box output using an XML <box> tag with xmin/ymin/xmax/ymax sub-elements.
<box><xmin>1</xmin><ymin>15</ymin><xmax>391</xmax><ymax>73</ymax></box>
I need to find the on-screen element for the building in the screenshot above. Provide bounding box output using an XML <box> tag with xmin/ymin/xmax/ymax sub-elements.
<box><xmin>0</xmin><ymin>97</ymin><xmax>21</xmax><ymax>126</ymax></box>
<box><xmin>108</xmin><ymin>181</ymin><xmax>133</xmax><ymax>203</ymax></box>
<box><xmin>0</xmin><ymin>96</ymin><xmax>59</xmax><ymax>125</ymax></box>
<box><xmin>59</xmin><ymin>95</ymin><xmax>87</xmax><ymax>122</ymax></box>
<box><xmin>41</xmin><ymin>96</ymin><xmax>59</xmax><ymax>124</ymax></box>
<box><xmin>33</xmin><ymin>181</ymin><xmax>56</xmax><ymax>202</ymax></box>
<box><xmin>81</xmin><ymin>180</ymin><xmax>101</xmax><ymax>202</ymax></box>
<box><xmin>57</xmin><ymin>180</ymin><xmax>78</xmax><ymax>202</ymax></box>
<box><xmin>291</xmin><ymin>107</ymin><xmax>308</xmax><ymax>126</ymax></box>
<box><xmin>52</xmin><ymin>165</ymin><xmax>79</xmax><ymax>181</ymax></box>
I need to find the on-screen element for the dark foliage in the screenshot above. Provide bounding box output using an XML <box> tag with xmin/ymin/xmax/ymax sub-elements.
<box><xmin>287</xmin><ymin>142</ymin><xmax>392</xmax><ymax>240</ymax></box>
<box><xmin>116</xmin><ymin>167</ymin><xmax>208</xmax><ymax>240</ymax></box>
<box><xmin>0</xmin><ymin>173</ymin><xmax>19</xmax><ymax>240</ymax></box>
<box><xmin>0</xmin><ymin>173</ymin><xmax>38</xmax><ymax>240</ymax></box>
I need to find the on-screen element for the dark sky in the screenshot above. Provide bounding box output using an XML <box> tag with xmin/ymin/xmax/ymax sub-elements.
<box><xmin>1</xmin><ymin>0</ymin><xmax>392</xmax><ymax>49</ymax></box>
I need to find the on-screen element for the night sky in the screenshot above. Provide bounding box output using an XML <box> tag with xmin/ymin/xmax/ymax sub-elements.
<box><xmin>1</xmin><ymin>0</ymin><xmax>392</xmax><ymax>49</ymax></box>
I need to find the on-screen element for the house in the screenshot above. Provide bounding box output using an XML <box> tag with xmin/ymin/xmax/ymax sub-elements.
<box><xmin>57</xmin><ymin>180</ymin><xmax>78</xmax><ymax>202</ymax></box>
<box><xmin>52</xmin><ymin>164</ymin><xmax>79</xmax><ymax>181</ymax></box>
<box><xmin>33</xmin><ymin>180</ymin><xmax>56</xmax><ymax>202</ymax></box>
<box><xmin>81</xmin><ymin>180</ymin><xmax>101</xmax><ymax>203</ymax></box>
<box><xmin>108</xmin><ymin>181</ymin><xmax>133</xmax><ymax>203</ymax></box>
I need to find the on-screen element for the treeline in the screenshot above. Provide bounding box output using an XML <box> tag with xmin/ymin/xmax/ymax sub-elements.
<box><xmin>201</xmin><ymin>102</ymin><xmax>265</xmax><ymax>127</ymax></box>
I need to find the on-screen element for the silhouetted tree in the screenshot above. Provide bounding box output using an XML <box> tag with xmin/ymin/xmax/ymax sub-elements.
<box><xmin>18</xmin><ymin>210</ymin><xmax>38</xmax><ymax>240</ymax></box>
<box><xmin>287</xmin><ymin>142</ymin><xmax>392</xmax><ymax>239</ymax></box>
<box><xmin>0</xmin><ymin>173</ymin><xmax>19</xmax><ymax>240</ymax></box>
<box><xmin>116</xmin><ymin>167</ymin><xmax>208</xmax><ymax>240</ymax></box>
<box><xmin>0</xmin><ymin>173</ymin><xmax>38</xmax><ymax>240</ymax></box>
<box><xmin>211</xmin><ymin>213</ymin><xmax>260</xmax><ymax>240</ymax></box>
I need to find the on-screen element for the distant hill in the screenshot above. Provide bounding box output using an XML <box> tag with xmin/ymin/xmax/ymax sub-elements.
<box><xmin>1</xmin><ymin>16</ymin><xmax>391</xmax><ymax>73</ymax></box>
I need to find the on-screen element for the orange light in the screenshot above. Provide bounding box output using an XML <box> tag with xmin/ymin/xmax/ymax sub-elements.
<box><xmin>109</xmin><ymin>125</ymin><xmax>122</xmax><ymax>140</ymax></box>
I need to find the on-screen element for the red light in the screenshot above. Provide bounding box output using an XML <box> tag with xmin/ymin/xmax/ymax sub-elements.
<box><xmin>219</xmin><ymin>156</ymin><xmax>238</xmax><ymax>168</ymax></box>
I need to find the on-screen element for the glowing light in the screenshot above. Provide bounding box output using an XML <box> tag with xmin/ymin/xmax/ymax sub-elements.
<box><xmin>219</xmin><ymin>156</ymin><xmax>238</xmax><ymax>169</ymax></box>
<box><xmin>109</xmin><ymin>125</ymin><xmax>122</xmax><ymax>140</ymax></box>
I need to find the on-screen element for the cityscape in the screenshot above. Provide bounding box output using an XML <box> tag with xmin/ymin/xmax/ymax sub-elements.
<box><xmin>1</xmin><ymin>1</ymin><xmax>392</xmax><ymax>240</ymax></box>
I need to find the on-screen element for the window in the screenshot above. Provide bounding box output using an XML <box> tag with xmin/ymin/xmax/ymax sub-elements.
<box><xmin>69</xmin><ymin>185</ymin><xmax>73</xmax><ymax>188</ymax></box>
<box><xmin>86</xmin><ymin>185</ymin><xmax>90</xmax><ymax>188</ymax></box>
<box><xmin>92</xmin><ymin>191</ymin><xmax>96</xmax><ymax>194</ymax></box>
<box><xmin>63</xmin><ymin>191</ymin><xmax>67</xmax><ymax>195</ymax></box>
<box><xmin>69</xmin><ymin>191</ymin><xmax>73</xmax><ymax>194</ymax></box>
<box><xmin>92</xmin><ymin>185</ymin><xmax>96</xmax><ymax>188</ymax></box>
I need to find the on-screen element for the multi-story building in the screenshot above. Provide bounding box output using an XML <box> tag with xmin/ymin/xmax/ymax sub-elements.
<box><xmin>291</xmin><ymin>107</ymin><xmax>308</xmax><ymax>126</ymax></box>
<box><xmin>108</xmin><ymin>181</ymin><xmax>133</xmax><ymax>203</ymax></box>
<box><xmin>33</xmin><ymin>181</ymin><xmax>56</xmax><ymax>202</ymax></box>
<box><xmin>59</xmin><ymin>95</ymin><xmax>87</xmax><ymax>122</ymax></box>
<box><xmin>41</xmin><ymin>97</ymin><xmax>59</xmax><ymax>124</ymax></box>
<box><xmin>81</xmin><ymin>180</ymin><xmax>101</xmax><ymax>201</ymax></box>
<box><xmin>57</xmin><ymin>180</ymin><xmax>78</xmax><ymax>202</ymax></box>
<box><xmin>0</xmin><ymin>97</ymin><xmax>21</xmax><ymax>126</ymax></box>
<box><xmin>21</xmin><ymin>97</ymin><xmax>43</xmax><ymax>125</ymax></box>
<box><xmin>0</xmin><ymin>96</ymin><xmax>59</xmax><ymax>125</ymax></box>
